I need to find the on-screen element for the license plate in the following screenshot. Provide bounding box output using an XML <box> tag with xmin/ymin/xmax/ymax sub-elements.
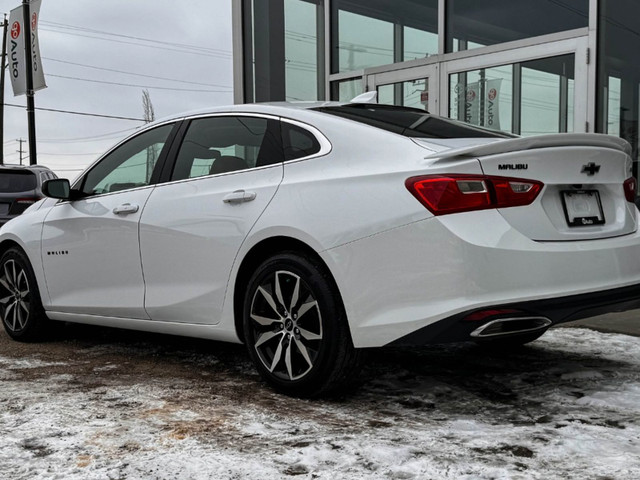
<box><xmin>561</xmin><ymin>190</ymin><xmax>605</xmax><ymax>227</ymax></box>
<box><xmin>0</xmin><ymin>204</ymin><xmax>8</xmax><ymax>215</ymax></box>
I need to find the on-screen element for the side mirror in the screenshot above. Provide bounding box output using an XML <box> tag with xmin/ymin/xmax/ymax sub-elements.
<box><xmin>42</xmin><ymin>178</ymin><xmax>71</xmax><ymax>200</ymax></box>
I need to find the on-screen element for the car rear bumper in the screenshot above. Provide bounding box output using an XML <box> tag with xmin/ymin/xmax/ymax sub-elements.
<box><xmin>387</xmin><ymin>282</ymin><xmax>640</xmax><ymax>345</ymax></box>
<box><xmin>322</xmin><ymin>209</ymin><xmax>640</xmax><ymax>347</ymax></box>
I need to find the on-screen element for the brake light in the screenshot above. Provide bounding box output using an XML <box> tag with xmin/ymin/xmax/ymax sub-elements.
<box><xmin>15</xmin><ymin>197</ymin><xmax>41</xmax><ymax>205</ymax></box>
<box><xmin>623</xmin><ymin>177</ymin><xmax>636</xmax><ymax>203</ymax></box>
<box><xmin>405</xmin><ymin>174</ymin><xmax>543</xmax><ymax>215</ymax></box>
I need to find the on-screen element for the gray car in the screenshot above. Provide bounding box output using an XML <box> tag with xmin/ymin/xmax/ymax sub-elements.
<box><xmin>0</xmin><ymin>165</ymin><xmax>57</xmax><ymax>227</ymax></box>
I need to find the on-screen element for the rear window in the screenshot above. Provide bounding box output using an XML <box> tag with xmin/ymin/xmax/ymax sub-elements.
<box><xmin>314</xmin><ymin>104</ymin><xmax>514</xmax><ymax>139</ymax></box>
<box><xmin>282</xmin><ymin>122</ymin><xmax>321</xmax><ymax>161</ymax></box>
<box><xmin>0</xmin><ymin>170</ymin><xmax>37</xmax><ymax>193</ymax></box>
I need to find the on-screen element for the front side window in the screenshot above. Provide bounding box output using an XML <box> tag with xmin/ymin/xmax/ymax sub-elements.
<box><xmin>171</xmin><ymin>116</ymin><xmax>282</xmax><ymax>181</ymax></box>
<box><xmin>81</xmin><ymin>124</ymin><xmax>174</xmax><ymax>196</ymax></box>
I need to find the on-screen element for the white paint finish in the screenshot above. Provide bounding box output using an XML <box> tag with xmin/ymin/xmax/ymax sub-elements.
<box><xmin>139</xmin><ymin>164</ymin><xmax>283</xmax><ymax>324</ymax></box>
<box><xmin>325</xmin><ymin>211</ymin><xmax>640</xmax><ymax>347</ymax></box>
<box><xmin>1</xmin><ymin>103</ymin><xmax>639</xmax><ymax>350</ymax></box>
<box><xmin>40</xmin><ymin>189</ymin><xmax>154</xmax><ymax>318</ymax></box>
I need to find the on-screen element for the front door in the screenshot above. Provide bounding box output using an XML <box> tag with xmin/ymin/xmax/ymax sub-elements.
<box><xmin>41</xmin><ymin>124</ymin><xmax>175</xmax><ymax>318</ymax></box>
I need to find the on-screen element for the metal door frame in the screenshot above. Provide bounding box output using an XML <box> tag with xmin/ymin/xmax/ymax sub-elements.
<box><xmin>366</xmin><ymin>63</ymin><xmax>440</xmax><ymax>113</ymax></box>
<box><xmin>441</xmin><ymin>35</ymin><xmax>590</xmax><ymax>132</ymax></box>
<box><xmin>364</xmin><ymin>33</ymin><xmax>590</xmax><ymax>132</ymax></box>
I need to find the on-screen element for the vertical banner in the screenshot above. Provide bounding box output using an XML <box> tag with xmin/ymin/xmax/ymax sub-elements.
<box><xmin>484</xmin><ymin>79</ymin><xmax>501</xmax><ymax>130</ymax></box>
<box><xmin>7</xmin><ymin>5</ymin><xmax>26</xmax><ymax>96</ymax></box>
<box><xmin>6</xmin><ymin>1</ymin><xmax>46</xmax><ymax>97</ymax></box>
<box><xmin>464</xmin><ymin>82</ymin><xmax>480</xmax><ymax>126</ymax></box>
<box><xmin>29</xmin><ymin>0</ymin><xmax>46</xmax><ymax>92</ymax></box>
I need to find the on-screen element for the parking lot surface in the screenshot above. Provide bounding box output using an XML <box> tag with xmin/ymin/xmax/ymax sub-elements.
<box><xmin>1</xmin><ymin>323</ymin><xmax>639</xmax><ymax>479</ymax></box>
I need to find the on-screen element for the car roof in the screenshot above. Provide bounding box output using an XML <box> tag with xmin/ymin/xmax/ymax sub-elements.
<box><xmin>151</xmin><ymin>101</ymin><xmax>346</xmax><ymax>125</ymax></box>
<box><xmin>0</xmin><ymin>164</ymin><xmax>52</xmax><ymax>172</ymax></box>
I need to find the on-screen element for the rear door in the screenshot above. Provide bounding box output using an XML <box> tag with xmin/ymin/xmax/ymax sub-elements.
<box><xmin>140</xmin><ymin>115</ymin><xmax>284</xmax><ymax>324</ymax></box>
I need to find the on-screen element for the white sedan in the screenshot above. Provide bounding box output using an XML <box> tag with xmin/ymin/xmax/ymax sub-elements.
<box><xmin>2</xmin><ymin>100</ymin><xmax>640</xmax><ymax>397</ymax></box>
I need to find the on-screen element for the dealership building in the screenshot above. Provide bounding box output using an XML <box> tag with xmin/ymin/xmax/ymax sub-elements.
<box><xmin>231</xmin><ymin>0</ymin><xmax>640</xmax><ymax>171</ymax></box>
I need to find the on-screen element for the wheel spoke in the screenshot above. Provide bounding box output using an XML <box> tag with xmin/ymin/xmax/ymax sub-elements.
<box><xmin>274</xmin><ymin>272</ymin><xmax>286</xmax><ymax>311</ymax></box>
<box><xmin>11</xmin><ymin>301</ymin><xmax>18</xmax><ymax>330</ymax></box>
<box><xmin>3</xmin><ymin>261</ymin><xmax>15</xmax><ymax>290</ymax></box>
<box><xmin>5</xmin><ymin>301</ymin><xmax>15</xmax><ymax>327</ymax></box>
<box><xmin>17</xmin><ymin>270</ymin><xmax>27</xmax><ymax>292</ymax></box>
<box><xmin>294</xmin><ymin>337</ymin><xmax>313</xmax><ymax>368</ymax></box>
<box><xmin>284</xmin><ymin>341</ymin><xmax>293</xmax><ymax>380</ymax></box>
<box><xmin>16</xmin><ymin>303</ymin><xmax>26</xmax><ymax>329</ymax></box>
<box><xmin>257</xmin><ymin>286</ymin><xmax>280</xmax><ymax>317</ymax></box>
<box><xmin>0</xmin><ymin>295</ymin><xmax>12</xmax><ymax>305</ymax></box>
<box><xmin>251</xmin><ymin>313</ymin><xmax>281</xmax><ymax>327</ymax></box>
<box><xmin>19</xmin><ymin>300</ymin><xmax>29</xmax><ymax>316</ymax></box>
<box><xmin>269</xmin><ymin>337</ymin><xmax>284</xmax><ymax>372</ymax></box>
<box><xmin>289</xmin><ymin>276</ymin><xmax>300</xmax><ymax>312</ymax></box>
<box><xmin>254</xmin><ymin>330</ymin><xmax>279</xmax><ymax>348</ymax></box>
<box><xmin>0</xmin><ymin>277</ymin><xmax>11</xmax><ymax>293</ymax></box>
<box><xmin>298</xmin><ymin>327</ymin><xmax>322</xmax><ymax>341</ymax></box>
<box><xmin>296</xmin><ymin>300</ymin><xmax>317</xmax><ymax>320</ymax></box>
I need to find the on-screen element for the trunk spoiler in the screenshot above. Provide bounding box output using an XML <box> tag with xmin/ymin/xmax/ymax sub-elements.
<box><xmin>420</xmin><ymin>134</ymin><xmax>631</xmax><ymax>161</ymax></box>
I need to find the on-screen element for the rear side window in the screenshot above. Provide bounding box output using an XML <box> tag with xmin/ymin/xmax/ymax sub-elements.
<box><xmin>171</xmin><ymin>116</ymin><xmax>283</xmax><ymax>181</ymax></box>
<box><xmin>0</xmin><ymin>170</ymin><xmax>37</xmax><ymax>192</ymax></box>
<box><xmin>282</xmin><ymin>122</ymin><xmax>321</xmax><ymax>161</ymax></box>
<box><xmin>314</xmin><ymin>104</ymin><xmax>513</xmax><ymax>139</ymax></box>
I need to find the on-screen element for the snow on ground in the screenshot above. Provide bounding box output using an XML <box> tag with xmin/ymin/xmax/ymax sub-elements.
<box><xmin>0</xmin><ymin>326</ymin><xmax>639</xmax><ymax>479</ymax></box>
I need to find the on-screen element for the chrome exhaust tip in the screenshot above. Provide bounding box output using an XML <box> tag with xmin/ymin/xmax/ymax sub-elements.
<box><xmin>470</xmin><ymin>316</ymin><xmax>552</xmax><ymax>339</ymax></box>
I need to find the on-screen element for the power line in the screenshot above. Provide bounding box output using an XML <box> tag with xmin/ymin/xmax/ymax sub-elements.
<box><xmin>39</xmin><ymin>127</ymin><xmax>139</xmax><ymax>143</ymax></box>
<box><xmin>47</xmin><ymin>74</ymin><xmax>231</xmax><ymax>93</ymax></box>
<box><xmin>43</xmin><ymin>57</ymin><xmax>232</xmax><ymax>90</ymax></box>
<box><xmin>4</xmin><ymin>103</ymin><xmax>144</xmax><ymax>121</ymax></box>
<box><xmin>40</xmin><ymin>27</ymin><xmax>232</xmax><ymax>60</ymax></box>
<box><xmin>40</xmin><ymin>20</ymin><xmax>232</xmax><ymax>56</ymax></box>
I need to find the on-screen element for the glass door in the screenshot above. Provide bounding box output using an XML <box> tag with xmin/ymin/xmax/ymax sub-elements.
<box><xmin>366</xmin><ymin>64</ymin><xmax>439</xmax><ymax>114</ymax></box>
<box><xmin>441</xmin><ymin>36</ymin><xmax>589</xmax><ymax>135</ymax></box>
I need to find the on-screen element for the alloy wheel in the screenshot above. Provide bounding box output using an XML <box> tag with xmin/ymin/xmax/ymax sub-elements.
<box><xmin>0</xmin><ymin>259</ymin><xmax>31</xmax><ymax>333</ymax></box>
<box><xmin>249</xmin><ymin>269</ymin><xmax>323</xmax><ymax>381</ymax></box>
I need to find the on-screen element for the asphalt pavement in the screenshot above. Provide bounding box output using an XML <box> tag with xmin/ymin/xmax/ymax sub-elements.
<box><xmin>566</xmin><ymin>309</ymin><xmax>640</xmax><ymax>336</ymax></box>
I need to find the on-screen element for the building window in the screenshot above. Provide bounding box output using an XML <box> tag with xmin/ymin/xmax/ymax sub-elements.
<box><xmin>243</xmin><ymin>0</ymin><xmax>324</xmax><ymax>103</ymax></box>
<box><xmin>331</xmin><ymin>0</ymin><xmax>438</xmax><ymax>74</ymax></box>
<box><xmin>331</xmin><ymin>78</ymin><xmax>364</xmax><ymax>102</ymax></box>
<box><xmin>449</xmin><ymin>54</ymin><xmax>575</xmax><ymax>136</ymax></box>
<box><xmin>446</xmin><ymin>0</ymin><xmax>588</xmax><ymax>53</ymax></box>
<box><xmin>597</xmin><ymin>0</ymin><xmax>640</xmax><ymax>170</ymax></box>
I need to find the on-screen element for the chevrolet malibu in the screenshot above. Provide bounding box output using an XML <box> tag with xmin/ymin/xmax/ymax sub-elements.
<box><xmin>2</xmin><ymin>100</ymin><xmax>640</xmax><ymax>397</ymax></box>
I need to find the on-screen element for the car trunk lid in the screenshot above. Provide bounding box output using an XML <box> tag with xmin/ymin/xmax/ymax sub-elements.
<box><xmin>415</xmin><ymin>134</ymin><xmax>636</xmax><ymax>241</ymax></box>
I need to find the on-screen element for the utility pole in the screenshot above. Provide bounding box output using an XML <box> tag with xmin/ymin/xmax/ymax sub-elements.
<box><xmin>0</xmin><ymin>14</ymin><xmax>7</xmax><ymax>166</ymax></box>
<box><xmin>17</xmin><ymin>138</ymin><xmax>25</xmax><ymax>165</ymax></box>
<box><xmin>22</xmin><ymin>0</ymin><xmax>36</xmax><ymax>165</ymax></box>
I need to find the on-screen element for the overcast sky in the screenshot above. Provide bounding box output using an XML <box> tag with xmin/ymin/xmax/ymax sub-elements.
<box><xmin>0</xmin><ymin>0</ymin><xmax>233</xmax><ymax>179</ymax></box>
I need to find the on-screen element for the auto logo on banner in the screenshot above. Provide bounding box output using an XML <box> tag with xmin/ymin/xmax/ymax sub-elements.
<box><xmin>455</xmin><ymin>79</ymin><xmax>501</xmax><ymax>131</ymax></box>
<box><xmin>7</xmin><ymin>0</ymin><xmax>46</xmax><ymax>97</ymax></box>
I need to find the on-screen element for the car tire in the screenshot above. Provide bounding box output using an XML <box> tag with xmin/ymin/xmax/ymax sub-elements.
<box><xmin>474</xmin><ymin>328</ymin><xmax>548</xmax><ymax>349</ymax></box>
<box><xmin>0</xmin><ymin>247</ymin><xmax>49</xmax><ymax>342</ymax></box>
<box><xmin>243</xmin><ymin>252</ymin><xmax>362</xmax><ymax>398</ymax></box>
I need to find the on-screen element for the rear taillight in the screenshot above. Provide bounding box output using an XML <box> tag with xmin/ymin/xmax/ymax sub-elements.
<box><xmin>624</xmin><ymin>177</ymin><xmax>636</xmax><ymax>203</ymax></box>
<box><xmin>406</xmin><ymin>174</ymin><xmax>543</xmax><ymax>216</ymax></box>
<box><xmin>9</xmin><ymin>197</ymin><xmax>41</xmax><ymax>215</ymax></box>
<box><xmin>15</xmin><ymin>197</ymin><xmax>40</xmax><ymax>205</ymax></box>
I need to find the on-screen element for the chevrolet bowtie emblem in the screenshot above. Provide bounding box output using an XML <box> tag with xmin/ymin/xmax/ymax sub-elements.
<box><xmin>581</xmin><ymin>162</ymin><xmax>601</xmax><ymax>175</ymax></box>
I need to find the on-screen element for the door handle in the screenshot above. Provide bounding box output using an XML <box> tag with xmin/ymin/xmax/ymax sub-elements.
<box><xmin>223</xmin><ymin>190</ymin><xmax>257</xmax><ymax>204</ymax></box>
<box><xmin>112</xmin><ymin>203</ymin><xmax>140</xmax><ymax>215</ymax></box>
